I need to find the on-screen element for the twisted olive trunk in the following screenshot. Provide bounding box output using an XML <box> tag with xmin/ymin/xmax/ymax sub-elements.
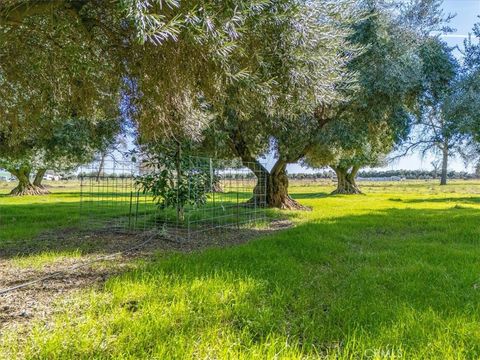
<box><xmin>331</xmin><ymin>166</ymin><xmax>362</xmax><ymax>195</ymax></box>
<box><xmin>243</xmin><ymin>160</ymin><xmax>269</xmax><ymax>207</ymax></box>
<box><xmin>8</xmin><ymin>166</ymin><xmax>49</xmax><ymax>196</ymax></box>
<box><xmin>33</xmin><ymin>168</ymin><xmax>47</xmax><ymax>187</ymax></box>
<box><xmin>226</xmin><ymin>105</ymin><xmax>330</xmax><ymax>210</ymax></box>
<box><xmin>268</xmin><ymin>160</ymin><xmax>309</xmax><ymax>210</ymax></box>
<box><xmin>243</xmin><ymin>160</ymin><xmax>309</xmax><ymax>210</ymax></box>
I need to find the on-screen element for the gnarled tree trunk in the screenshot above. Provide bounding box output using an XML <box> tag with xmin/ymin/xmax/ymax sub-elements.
<box><xmin>8</xmin><ymin>166</ymin><xmax>49</xmax><ymax>196</ymax></box>
<box><xmin>244</xmin><ymin>160</ymin><xmax>309</xmax><ymax>210</ymax></box>
<box><xmin>331</xmin><ymin>166</ymin><xmax>362</xmax><ymax>194</ymax></box>
<box><xmin>226</xmin><ymin>112</ymin><xmax>328</xmax><ymax>210</ymax></box>
<box><xmin>33</xmin><ymin>168</ymin><xmax>47</xmax><ymax>188</ymax></box>
<box><xmin>268</xmin><ymin>160</ymin><xmax>309</xmax><ymax>210</ymax></box>
<box><xmin>243</xmin><ymin>160</ymin><xmax>269</xmax><ymax>207</ymax></box>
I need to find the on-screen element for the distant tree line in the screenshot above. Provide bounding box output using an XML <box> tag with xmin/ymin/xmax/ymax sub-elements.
<box><xmin>288</xmin><ymin>169</ymin><xmax>480</xmax><ymax>180</ymax></box>
<box><xmin>358</xmin><ymin>170</ymin><xmax>479</xmax><ymax>180</ymax></box>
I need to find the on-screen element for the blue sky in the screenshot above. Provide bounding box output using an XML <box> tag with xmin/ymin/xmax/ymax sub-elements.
<box><xmin>283</xmin><ymin>0</ymin><xmax>480</xmax><ymax>174</ymax></box>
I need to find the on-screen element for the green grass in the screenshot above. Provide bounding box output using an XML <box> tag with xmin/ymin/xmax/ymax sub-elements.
<box><xmin>2</xmin><ymin>180</ymin><xmax>480</xmax><ymax>358</ymax></box>
<box><xmin>10</xmin><ymin>250</ymin><xmax>83</xmax><ymax>269</ymax></box>
<box><xmin>0</xmin><ymin>183</ymin><xmax>83</xmax><ymax>244</ymax></box>
<box><xmin>0</xmin><ymin>180</ymin><xmax>268</xmax><ymax>256</ymax></box>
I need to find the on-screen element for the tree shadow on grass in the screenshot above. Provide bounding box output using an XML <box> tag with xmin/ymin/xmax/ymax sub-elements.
<box><xmin>400</xmin><ymin>196</ymin><xmax>480</xmax><ymax>204</ymax></box>
<box><xmin>0</xmin><ymin>197</ymin><xmax>285</xmax><ymax>259</ymax></box>
<box><xmin>93</xmin><ymin>205</ymin><xmax>480</xmax><ymax>357</ymax></box>
<box><xmin>0</xmin><ymin>197</ymin><xmax>146</xmax><ymax>258</ymax></box>
<box><xmin>3</xmin><ymin>199</ymin><xmax>480</xmax><ymax>357</ymax></box>
<box><xmin>289</xmin><ymin>191</ymin><xmax>330</xmax><ymax>199</ymax></box>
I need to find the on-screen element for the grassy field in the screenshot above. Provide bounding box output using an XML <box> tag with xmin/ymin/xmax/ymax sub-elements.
<box><xmin>0</xmin><ymin>181</ymin><xmax>82</xmax><ymax>243</ymax></box>
<box><xmin>0</xmin><ymin>179</ymin><xmax>267</xmax><ymax>255</ymax></box>
<box><xmin>1</xmin><ymin>180</ymin><xmax>480</xmax><ymax>358</ymax></box>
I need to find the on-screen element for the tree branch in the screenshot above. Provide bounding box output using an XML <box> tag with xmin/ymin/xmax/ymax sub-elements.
<box><xmin>389</xmin><ymin>139</ymin><xmax>436</xmax><ymax>160</ymax></box>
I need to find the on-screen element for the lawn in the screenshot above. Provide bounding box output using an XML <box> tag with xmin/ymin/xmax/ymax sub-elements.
<box><xmin>0</xmin><ymin>183</ymin><xmax>81</xmax><ymax>245</ymax></box>
<box><xmin>1</xmin><ymin>180</ymin><xmax>480</xmax><ymax>359</ymax></box>
<box><xmin>0</xmin><ymin>179</ymin><xmax>267</xmax><ymax>255</ymax></box>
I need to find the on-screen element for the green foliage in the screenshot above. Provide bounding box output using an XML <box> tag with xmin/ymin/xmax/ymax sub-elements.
<box><xmin>0</xmin><ymin>116</ymin><xmax>120</xmax><ymax>182</ymax></box>
<box><xmin>304</xmin><ymin>0</ymin><xmax>446</xmax><ymax>174</ymax></box>
<box><xmin>399</xmin><ymin>36</ymin><xmax>465</xmax><ymax>169</ymax></box>
<box><xmin>135</xmin><ymin>147</ymin><xmax>210</xmax><ymax>214</ymax></box>
<box><xmin>445</xmin><ymin>21</ymin><xmax>480</xmax><ymax>150</ymax></box>
<box><xmin>419</xmin><ymin>38</ymin><xmax>458</xmax><ymax>102</ymax></box>
<box><xmin>199</xmin><ymin>1</ymin><xmax>365</xmax><ymax>203</ymax></box>
<box><xmin>1</xmin><ymin>0</ymin><xmax>361</xmax><ymax>163</ymax></box>
<box><xmin>463</xmin><ymin>21</ymin><xmax>480</xmax><ymax>73</ymax></box>
<box><xmin>0</xmin><ymin>1</ymin><xmax>124</xmax><ymax>178</ymax></box>
<box><xmin>0</xmin><ymin>2</ymin><xmax>123</xmax><ymax>141</ymax></box>
<box><xmin>196</xmin><ymin>0</ymin><xmax>455</xmax><ymax>203</ymax></box>
<box><xmin>0</xmin><ymin>1</ymin><xmax>468</xmax><ymax>198</ymax></box>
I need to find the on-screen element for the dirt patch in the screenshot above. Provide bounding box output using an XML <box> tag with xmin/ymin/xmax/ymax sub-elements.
<box><xmin>0</xmin><ymin>219</ymin><xmax>293</xmax><ymax>332</ymax></box>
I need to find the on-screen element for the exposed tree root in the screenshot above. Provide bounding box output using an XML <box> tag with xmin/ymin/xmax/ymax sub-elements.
<box><xmin>9</xmin><ymin>185</ymin><xmax>50</xmax><ymax>196</ymax></box>
<box><xmin>275</xmin><ymin>196</ymin><xmax>312</xmax><ymax>210</ymax></box>
<box><xmin>331</xmin><ymin>186</ymin><xmax>363</xmax><ymax>195</ymax></box>
<box><xmin>244</xmin><ymin>195</ymin><xmax>311</xmax><ymax>210</ymax></box>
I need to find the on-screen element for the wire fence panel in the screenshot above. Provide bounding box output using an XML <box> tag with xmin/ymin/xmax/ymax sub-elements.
<box><xmin>79</xmin><ymin>156</ymin><xmax>267</xmax><ymax>241</ymax></box>
<box><xmin>79</xmin><ymin>159</ymin><xmax>140</xmax><ymax>233</ymax></box>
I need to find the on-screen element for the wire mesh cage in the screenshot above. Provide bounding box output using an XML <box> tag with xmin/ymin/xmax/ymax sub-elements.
<box><xmin>79</xmin><ymin>155</ymin><xmax>267</xmax><ymax>241</ymax></box>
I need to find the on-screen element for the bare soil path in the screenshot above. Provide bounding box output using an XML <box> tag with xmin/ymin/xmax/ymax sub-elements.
<box><xmin>0</xmin><ymin>220</ymin><xmax>292</xmax><ymax>332</ymax></box>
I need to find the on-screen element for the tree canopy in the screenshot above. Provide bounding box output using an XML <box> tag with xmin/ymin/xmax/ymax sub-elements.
<box><xmin>446</xmin><ymin>20</ymin><xmax>480</xmax><ymax>161</ymax></box>
<box><xmin>245</xmin><ymin>0</ymin><xmax>450</xmax><ymax>199</ymax></box>
<box><xmin>1</xmin><ymin>0</ymin><xmax>478</xmax><ymax>203</ymax></box>
<box><xmin>194</xmin><ymin>0</ymin><xmax>364</xmax><ymax>208</ymax></box>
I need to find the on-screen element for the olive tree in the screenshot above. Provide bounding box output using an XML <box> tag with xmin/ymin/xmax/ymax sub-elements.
<box><xmin>204</xmin><ymin>0</ymin><xmax>453</xmax><ymax>208</ymax></box>
<box><xmin>400</xmin><ymin>37</ymin><xmax>462</xmax><ymax>185</ymax></box>
<box><xmin>200</xmin><ymin>0</ymin><xmax>362</xmax><ymax>209</ymax></box>
<box><xmin>304</xmin><ymin>123</ymin><xmax>392</xmax><ymax>194</ymax></box>
<box><xmin>0</xmin><ymin>0</ymin><xmax>454</xmax><ymax>202</ymax></box>
<box><xmin>445</xmin><ymin>21</ymin><xmax>480</xmax><ymax>165</ymax></box>
<box><xmin>0</xmin><ymin>1</ymin><xmax>127</xmax><ymax>194</ymax></box>
<box><xmin>1</xmin><ymin>1</ymin><xmax>301</xmax><ymax>196</ymax></box>
<box><xmin>303</xmin><ymin>0</ymin><xmax>454</xmax><ymax>194</ymax></box>
<box><xmin>0</xmin><ymin>117</ymin><xmax>120</xmax><ymax>195</ymax></box>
